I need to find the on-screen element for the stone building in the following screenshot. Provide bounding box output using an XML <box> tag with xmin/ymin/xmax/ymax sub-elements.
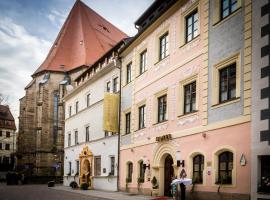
<box><xmin>251</xmin><ymin>0</ymin><xmax>270</xmax><ymax>199</ymax></box>
<box><xmin>119</xmin><ymin>0</ymin><xmax>251</xmax><ymax>199</ymax></box>
<box><xmin>17</xmin><ymin>0</ymin><xmax>127</xmax><ymax>178</ymax></box>
<box><xmin>0</xmin><ymin>105</ymin><xmax>16</xmax><ymax>180</ymax></box>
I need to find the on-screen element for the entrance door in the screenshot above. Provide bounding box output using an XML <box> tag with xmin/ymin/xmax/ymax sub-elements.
<box><xmin>164</xmin><ymin>154</ymin><xmax>174</xmax><ymax>196</ymax></box>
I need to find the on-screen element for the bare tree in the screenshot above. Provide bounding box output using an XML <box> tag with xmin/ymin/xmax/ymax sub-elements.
<box><xmin>0</xmin><ymin>93</ymin><xmax>9</xmax><ymax>105</ymax></box>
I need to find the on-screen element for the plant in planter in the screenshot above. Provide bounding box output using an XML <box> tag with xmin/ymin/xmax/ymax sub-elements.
<box><xmin>80</xmin><ymin>182</ymin><xmax>89</xmax><ymax>190</ymax></box>
<box><xmin>137</xmin><ymin>177</ymin><xmax>144</xmax><ymax>193</ymax></box>
<box><xmin>69</xmin><ymin>181</ymin><xmax>78</xmax><ymax>189</ymax></box>
<box><xmin>47</xmin><ymin>181</ymin><xmax>55</xmax><ymax>187</ymax></box>
<box><xmin>125</xmin><ymin>177</ymin><xmax>132</xmax><ymax>192</ymax></box>
<box><xmin>151</xmin><ymin>176</ymin><xmax>158</xmax><ymax>189</ymax></box>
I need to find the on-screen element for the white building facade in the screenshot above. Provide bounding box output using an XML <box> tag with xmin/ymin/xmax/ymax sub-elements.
<box><xmin>63</xmin><ymin>41</ymin><xmax>125</xmax><ymax>191</ymax></box>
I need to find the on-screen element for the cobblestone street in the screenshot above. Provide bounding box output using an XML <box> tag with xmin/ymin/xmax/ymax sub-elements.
<box><xmin>0</xmin><ymin>184</ymin><xmax>110</xmax><ymax>200</ymax></box>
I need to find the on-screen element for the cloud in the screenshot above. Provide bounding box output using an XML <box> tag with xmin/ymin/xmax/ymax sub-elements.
<box><xmin>47</xmin><ymin>9</ymin><xmax>66</xmax><ymax>26</ymax></box>
<box><xmin>0</xmin><ymin>17</ymin><xmax>51</xmax><ymax>127</ymax></box>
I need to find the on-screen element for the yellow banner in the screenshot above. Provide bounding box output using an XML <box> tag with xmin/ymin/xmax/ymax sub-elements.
<box><xmin>103</xmin><ymin>92</ymin><xmax>119</xmax><ymax>133</ymax></box>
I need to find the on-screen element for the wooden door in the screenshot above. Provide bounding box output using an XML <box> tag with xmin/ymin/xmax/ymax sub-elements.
<box><xmin>164</xmin><ymin>155</ymin><xmax>174</xmax><ymax>196</ymax></box>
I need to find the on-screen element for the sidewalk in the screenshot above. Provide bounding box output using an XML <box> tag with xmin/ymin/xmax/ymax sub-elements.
<box><xmin>50</xmin><ymin>185</ymin><xmax>169</xmax><ymax>200</ymax></box>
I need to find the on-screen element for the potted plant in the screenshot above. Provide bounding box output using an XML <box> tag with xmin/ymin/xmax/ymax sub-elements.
<box><xmin>69</xmin><ymin>181</ymin><xmax>78</xmax><ymax>189</ymax></box>
<box><xmin>151</xmin><ymin>176</ymin><xmax>159</xmax><ymax>196</ymax></box>
<box><xmin>126</xmin><ymin>177</ymin><xmax>131</xmax><ymax>192</ymax></box>
<box><xmin>137</xmin><ymin>177</ymin><xmax>144</xmax><ymax>194</ymax></box>
<box><xmin>80</xmin><ymin>182</ymin><xmax>89</xmax><ymax>190</ymax></box>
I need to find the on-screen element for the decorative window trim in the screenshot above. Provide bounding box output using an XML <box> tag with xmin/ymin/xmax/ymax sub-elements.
<box><xmin>153</xmin><ymin>88</ymin><xmax>168</xmax><ymax>124</ymax></box>
<box><xmin>188</xmin><ymin>151</ymin><xmax>206</xmax><ymax>186</ymax></box>
<box><xmin>179</xmin><ymin>0</ymin><xmax>200</xmax><ymax>47</ymax></box>
<box><xmin>212</xmin><ymin>0</ymin><xmax>242</xmax><ymax>26</ymax></box>
<box><xmin>212</xmin><ymin>147</ymin><xmax>236</xmax><ymax>187</ymax></box>
<box><xmin>155</xmin><ymin>25</ymin><xmax>170</xmax><ymax>63</ymax></box>
<box><xmin>212</xmin><ymin>52</ymin><xmax>241</xmax><ymax>107</ymax></box>
<box><xmin>135</xmin><ymin>43</ymin><xmax>148</xmax><ymax>77</ymax></box>
<box><xmin>122</xmin><ymin>58</ymin><xmax>133</xmax><ymax>87</ymax></box>
<box><xmin>178</xmin><ymin>74</ymin><xmax>199</xmax><ymax>116</ymax></box>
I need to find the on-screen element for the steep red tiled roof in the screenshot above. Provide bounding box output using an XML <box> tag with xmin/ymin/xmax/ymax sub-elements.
<box><xmin>33</xmin><ymin>0</ymin><xmax>128</xmax><ymax>76</ymax></box>
<box><xmin>0</xmin><ymin>105</ymin><xmax>16</xmax><ymax>130</ymax></box>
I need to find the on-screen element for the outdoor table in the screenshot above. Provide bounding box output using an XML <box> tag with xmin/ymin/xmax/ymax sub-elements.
<box><xmin>171</xmin><ymin>178</ymin><xmax>192</xmax><ymax>200</ymax></box>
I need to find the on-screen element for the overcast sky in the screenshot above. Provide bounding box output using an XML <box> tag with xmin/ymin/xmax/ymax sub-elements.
<box><xmin>0</xmin><ymin>0</ymin><xmax>153</xmax><ymax>127</ymax></box>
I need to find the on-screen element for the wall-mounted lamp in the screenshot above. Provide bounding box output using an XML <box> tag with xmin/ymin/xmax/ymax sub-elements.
<box><xmin>176</xmin><ymin>150</ymin><xmax>185</xmax><ymax>167</ymax></box>
<box><xmin>143</xmin><ymin>156</ymin><xmax>150</xmax><ymax>170</ymax></box>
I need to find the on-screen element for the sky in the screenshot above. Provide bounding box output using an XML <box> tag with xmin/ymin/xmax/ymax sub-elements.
<box><xmin>0</xmin><ymin>0</ymin><xmax>153</xmax><ymax>127</ymax></box>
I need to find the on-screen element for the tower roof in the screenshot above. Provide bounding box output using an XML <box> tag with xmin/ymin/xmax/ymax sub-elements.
<box><xmin>33</xmin><ymin>0</ymin><xmax>128</xmax><ymax>76</ymax></box>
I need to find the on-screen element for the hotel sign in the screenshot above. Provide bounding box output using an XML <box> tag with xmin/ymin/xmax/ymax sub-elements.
<box><xmin>156</xmin><ymin>134</ymin><xmax>172</xmax><ymax>142</ymax></box>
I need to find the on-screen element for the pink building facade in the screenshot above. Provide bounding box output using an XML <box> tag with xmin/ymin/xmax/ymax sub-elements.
<box><xmin>119</xmin><ymin>0</ymin><xmax>252</xmax><ymax>199</ymax></box>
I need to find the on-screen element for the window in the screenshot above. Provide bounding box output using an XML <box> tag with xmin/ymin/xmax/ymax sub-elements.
<box><xmin>76</xmin><ymin>160</ymin><xmax>79</xmax><ymax>174</ymax></box>
<box><xmin>68</xmin><ymin>134</ymin><xmax>71</xmax><ymax>147</ymax></box>
<box><xmin>87</xmin><ymin>94</ymin><xmax>90</xmax><ymax>107</ymax></box>
<box><xmin>127</xmin><ymin>162</ymin><xmax>133</xmax><ymax>182</ymax></box>
<box><xmin>158</xmin><ymin>95</ymin><xmax>167</xmax><ymax>123</ymax></box>
<box><xmin>186</xmin><ymin>10</ymin><xmax>199</xmax><ymax>43</ymax></box>
<box><xmin>139</xmin><ymin>161</ymin><xmax>145</xmax><ymax>182</ymax></box>
<box><xmin>74</xmin><ymin>131</ymin><xmax>78</xmax><ymax>145</ymax></box>
<box><xmin>138</xmin><ymin>105</ymin><xmax>145</xmax><ymax>129</ymax></box>
<box><xmin>6</xmin><ymin>132</ymin><xmax>10</xmax><ymax>138</ymax></box>
<box><xmin>140</xmin><ymin>50</ymin><xmax>147</xmax><ymax>74</ymax></box>
<box><xmin>125</xmin><ymin>112</ymin><xmax>131</xmax><ymax>134</ymax></box>
<box><xmin>0</xmin><ymin>131</ymin><xmax>2</xmax><ymax>136</ymax></box>
<box><xmin>221</xmin><ymin>0</ymin><xmax>238</xmax><ymax>19</ymax></box>
<box><xmin>106</xmin><ymin>81</ymin><xmax>111</xmax><ymax>92</ymax></box>
<box><xmin>159</xmin><ymin>32</ymin><xmax>169</xmax><ymax>60</ymax></box>
<box><xmin>53</xmin><ymin>94</ymin><xmax>59</xmax><ymax>126</ymax></box>
<box><xmin>3</xmin><ymin>156</ymin><xmax>9</xmax><ymax>164</ymax></box>
<box><xmin>94</xmin><ymin>156</ymin><xmax>101</xmax><ymax>176</ymax></box>
<box><xmin>85</xmin><ymin>126</ymin><xmax>90</xmax><ymax>142</ymax></box>
<box><xmin>218</xmin><ymin>151</ymin><xmax>233</xmax><ymax>184</ymax></box>
<box><xmin>69</xmin><ymin>106</ymin><xmax>72</xmax><ymax>117</ymax></box>
<box><xmin>219</xmin><ymin>63</ymin><xmax>236</xmax><ymax>103</ymax></box>
<box><xmin>259</xmin><ymin>156</ymin><xmax>270</xmax><ymax>193</ymax></box>
<box><xmin>113</xmin><ymin>77</ymin><xmax>119</xmax><ymax>93</ymax></box>
<box><xmin>75</xmin><ymin>101</ymin><xmax>79</xmax><ymax>113</ymax></box>
<box><xmin>193</xmin><ymin>155</ymin><xmax>204</xmax><ymax>184</ymax></box>
<box><xmin>5</xmin><ymin>143</ymin><xmax>10</xmax><ymax>150</ymax></box>
<box><xmin>126</xmin><ymin>63</ymin><xmax>132</xmax><ymax>84</ymax></box>
<box><xmin>110</xmin><ymin>156</ymin><xmax>115</xmax><ymax>176</ymax></box>
<box><xmin>184</xmin><ymin>81</ymin><xmax>196</xmax><ymax>114</ymax></box>
<box><xmin>68</xmin><ymin>161</ymin><xmax>72</xmax><ymax>175</ymax></box>
<box><xmin>0</xmin><ymin>143</ymin><xmax>2</xmax><ymax>149</ymax></box>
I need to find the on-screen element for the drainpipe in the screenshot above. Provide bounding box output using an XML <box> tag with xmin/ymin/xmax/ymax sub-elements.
<box><xmin>116</xmin><ymin>56</ymin><xmax>122</xmax><ymax>192</ymax></box>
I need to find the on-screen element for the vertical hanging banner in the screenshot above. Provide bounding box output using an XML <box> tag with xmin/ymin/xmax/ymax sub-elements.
<box><xmin>103</xmin><ymin>92</ymin><xmax>119</xmax><ymax>133</ymax></box>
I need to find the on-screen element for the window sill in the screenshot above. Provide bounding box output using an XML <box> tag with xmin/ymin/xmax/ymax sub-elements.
<box><xmin>179</xmin><ymin>35</ymin><xmax>200</xmax><ymax>49</ymax></box>
<box><xmin>153</xmin><ymin>120</ymin><xmax>168</xmax><ymax>126</ymax></box>
<box><xmin>134</xmin><ymin>127</ymin><xmax>146</xmax><ymax>132</ymax></box>
<box><xmin>154</xmin><ymin>55</ymin><xmax>170</xmax><ymax>66</ymax></box>
<box><xmin>177</xmin><ymin>110</ymin><xmax>198</xmax><ymax>119</ymax></box>
<box><xmin>213</xmin><ymin>8</ymin><xmax>242</xmax><ymax>28</ymax></box>
<box><xmin>136</xmin><ymin>69</ymin><xmax>148</xmax><ymax>78</ymax></box>
<box><xmin>211</xmin><ymin>97</ymin><xmax>240</xmax><ymax>109</ymax></box>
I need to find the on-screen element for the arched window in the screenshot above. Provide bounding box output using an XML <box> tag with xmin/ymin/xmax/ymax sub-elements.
<box><xmin>139</xmin><ymin>160</ymin><xmax>145</xmax><ymax>182</ymax></box>
<box><xmin>127</xmin><ymin>162</ymin><xmax>133</xmax><ymax>183</ymax></box>
<box><xmin>193</xmin><ymin>154</ymin><xmax>204</xmax><ymax>183</ymax></box>
<box><xmin>218</xmin><ymin>151</ymin><xmax>233</xmax><ymax>184</ymax></box>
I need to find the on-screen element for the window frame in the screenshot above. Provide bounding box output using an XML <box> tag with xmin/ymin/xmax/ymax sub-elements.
<box><xmin>106</xmin><ymin>81</ymin><xmax>111</xmax><ymax>93</ymax></box>
<box><xmin>126</xmin><ymin>62</ymin><xmax>132</xmax><ymax>84</ymax></box>
<box><xmin>86</xmin><ymin>93</ymin><xmax>91</xmax><ymax>107</ymax></box>
<box><xmin>138</xmin><ymin>105</ymin><xmax>146</xmax><ymax>130</ymax></box>
<box><xmin>139</xmin><ymin>50</ymin><xmax>147</xmax><ymax>75</ymax></box>
<box><xmin>159</xmin><ymin>32</ymin><xmax>169</xmax><ymax>61</ymax></box>
<box><xmin>218</xmin><ymin>151</ymin><xmax>233</xmax><ymax>185</ymax></box>
<box><xmin>94</xmin><ymin>156</ymin><xmax>101</xmax><ymax>176</ymax></box>
<box><xmin>85</xmin><ymin>126</ymin><xmax>90</xmax><ymax>142</ymax></box>
<box><xmin>185</xmin><ymin>9</ymin><xmax>199</xmax><ymax>43</ymax></box>
<box><xmin>220</xmin><ymin>0</ymin><xmax>238</xmax><ymax>20</ymax></box>
<box><xmin>127</xmin><ymin>162</ymin><xmax>133</xmax><ymax>183</ymax></box>
<box><xmin>113</xmin><ymin>77</ymin><xmax>119</xmax><ymax>93</ymax></box>
<box><xmin>74</xmin><ymin>130</ymin><xmax>78</xmax><ymax>145</ymax></box>
<box><xmin>125</xmin><ymin>112</ymin><xmax>131</xmax><ymax>135</ymax></box>
<box><xmin>193</xmin><ymin>154</ymin><xmax>204</xmax><ymax>184</ymax></box>
<box><xmin>157</xmin><ymin>95</ymin><xmax>167</xmax><ymax>123</ymax></box>
<box><xmin>139</xmin><ymin>160</ymin><xmax>145</xmax><ymax>182</ymax></box>
<box><xmin>75</xmin><ymin>101</ymin><xmax>79</xmax><ymax>114</ymax></box>
<box><xmin>184</xmin><ymin>81</ymin><xmax>197</xmax><ymax>114</ymax></box>
<box><xmin>5</xmin><ymin>143</ymin><xmax>10</xmax><ymax>150</ymax></box>
<box><xmin>212</xmin><ymin>52</ymin><xmax>241</xmax><ymax>107</ymax></box>
<box><xmin>68</xmin><ymin>133</ymin><xmax>71</xmax><ymax>147</ymax></box>
<box><xmin>110</xmin><ymin>156</ymin><xmax>115</xmax><ymax>176</ymax></box>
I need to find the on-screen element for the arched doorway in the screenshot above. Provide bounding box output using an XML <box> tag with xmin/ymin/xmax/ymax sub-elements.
<box><xmin>164</xmin><ymin>154</ymin><xmax>174</xmax><ymax>196</ymax></box>
<box><xmin>79</xmin><ymin>146</ymin><xmax>93</xmax><ymax>188</ymax></box>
